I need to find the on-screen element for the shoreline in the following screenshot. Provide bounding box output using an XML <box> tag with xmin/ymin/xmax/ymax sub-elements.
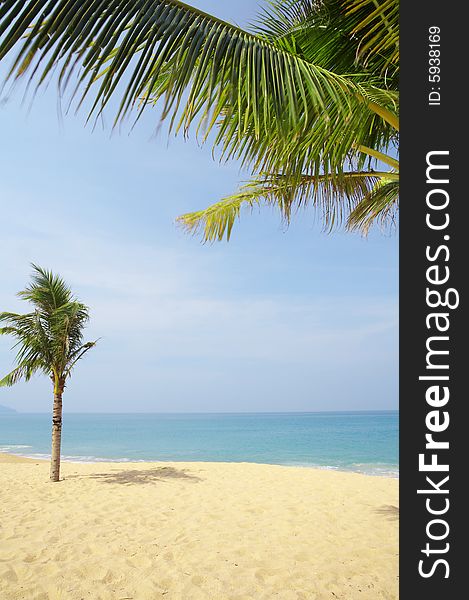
<box><xmin>0</xmin><ymin>451</ymin><xmax>399</xmax><ymax>478</ymax></box>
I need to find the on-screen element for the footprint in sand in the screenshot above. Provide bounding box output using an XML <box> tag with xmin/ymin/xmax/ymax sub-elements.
<box><xmin>22</xmin><ymin>553</ymin><xmax>38</xmax><ymax>563</ymax></box>
<box><xmin>254</xmin><ymin>568</ymin><xmax>279</xmax><ymax>582</ymax></box>
<box><xmin>294</xmin><ymin>552</ymin><xmax>311</xmax><ymax>562</ymax></box>
<box><xmin>125</xmin><ymin>555</ymin><xmax>154</xmax><ymax>569</ymax></box>
<box><xmin>191</xmin><ymin>575</ymin><xmax>204</xmax><ymax>586</ymax></box>
<box><xmin>0</xmin><ymin>567</ymin><xmax>18</xmax><ymax>582</ymax></box>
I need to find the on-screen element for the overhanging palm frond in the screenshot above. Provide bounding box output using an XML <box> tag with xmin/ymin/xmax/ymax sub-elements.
<box><xmin>346</xmin><ymin>0</ymin><xmax>399</xmax><ymax>72</ymax></box>
<box><xmin>347</xmin><ymin>178</ymin><xmax>399</xmax><ymax>233</ymax></box>
<box><xmin>177</xmin><ymin>170</ymin><xmax>397</xmax><ymax>242</ymax></box>
<box><xmin>0</xmin><ymin>1</ymin><xmax>395</xmax><ymax>171</ymax></box>
<box><xmin>0</xmin><ymin>1</ymin><xmax>399</xmax><ymax>238</ymax></box>
<box><xmin>0</xmin><ymin>1</ymin><xmax>346</xmax><ymax>127</ymax></box>
<box><xmin>253</xmin><ymin>0</ymin><xmax>398</xmax><ymax>81</ymax></box>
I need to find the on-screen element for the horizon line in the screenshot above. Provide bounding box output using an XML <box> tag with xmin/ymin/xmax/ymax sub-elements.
<box><xmin>2</xmin><ymin>409</ymin><xmax>399</xmax><ymax>415</ymax></box>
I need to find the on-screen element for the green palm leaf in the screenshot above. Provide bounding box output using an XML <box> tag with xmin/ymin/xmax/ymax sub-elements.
<box><xmin>0</xmin><ymin>1</ymin><xmax>351</xmax><ymax>128</ymax></box>
<box><xmin>346</xmin><ymin>0</ymin><xmax>399</xmax><ymax>71</ymax></box>
<box><xmin>253</xmin><ymin>0</ymin><xmax>398</xmax><ymax>82</ymax></box>
<box><xmin>0</xmin><ymin>2</ymin><xmax>395</xmax><ymax>164</ymax></box>
<box><xmin>178</xmin><ymin>169</ymin><xmax>398</xmax><ymax>242</ymax></box>
<box><xmin>0</xmin><ymin>0</ymin><xmax>399</xmax><ymax>238</ymax></box>
<box><xmin>347</xmin><ymin>178</ymin><xmax>399</xmax><ymax>233</ymax></box>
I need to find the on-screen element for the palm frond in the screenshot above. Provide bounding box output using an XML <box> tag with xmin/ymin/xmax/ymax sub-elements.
<box><xmin>253</xmin><ymin>0</ymin><xmax>398</xmax><ymax>81</ymax></box>
<box><xmin>253</xmin><ymin>0</ymin><xmax>320</xmax><ymax>39</ymax></box>
<box><xmin>0</xmin><ymin>1</ymin><xmax>396</xmax><ymax>175</ymax></box>
<box><xmin>347</xmin><ymin>177</ymin><xmax>399</xmax><ymax>233</ymax></box>
<box><xmin>0</xmin><ymin>1</ymin><xmax>347</xmax><ymax>128</ymax></box>
<box><xmin>0</xmin><ymin>363</ymin><xmax>33</xmax><ymax>387</ymax></box>
<box><xmin>0</xmin><ymin>0</ymin><xmax>399</xmax><ymax>238</ymax></box>
<box><xmin>177</xmin><ymin>170</ymin><xmax>397</xmax><ymax>242</ymax></box>
<box><xmin>0</xmin><ymin>311</ymin><xmax>53</xmax><ymax>378</ymax></box>
<box><xmin>346</xmin><ymin>0</ymin><xmax>399</xmax><ymax>71</ymax></box>
<box><xmin>64</xmin><ymin>340</ymin><xmax>98</xmax><ymax>378</ymax></box>
<box><xmin>18</xmin><ymin>264</ymin><xmax>73</xmax><ymax>311</ymax></box>
<box><xmin>0</xmin><ymin>326</ymin><xmax>19</xmax><ymax>335</ymax></box>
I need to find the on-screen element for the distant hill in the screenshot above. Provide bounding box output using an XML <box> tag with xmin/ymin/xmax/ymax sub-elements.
<box><xmin>0</xmin><ymin>404</ymin><xmax>17</xmax><ymax>414</ymax></box>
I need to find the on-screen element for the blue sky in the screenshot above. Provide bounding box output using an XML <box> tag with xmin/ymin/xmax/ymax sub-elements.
<box><xmin>0</xmin><ymin>0</ymin><xmax>398</xmax><ymax>413</ymax></box>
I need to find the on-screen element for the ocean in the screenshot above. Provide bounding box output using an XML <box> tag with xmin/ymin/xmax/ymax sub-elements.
<box><xmin>0</xmin><ymin>411</ymin><xmax>398</xmax><ymax>477</ymax></box>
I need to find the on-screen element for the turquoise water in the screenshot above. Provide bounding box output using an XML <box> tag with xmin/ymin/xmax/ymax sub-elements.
<box><xmin>0</xmin><ymin>411</ymin><xmax>398</xmax><ymax>476</ymax></box>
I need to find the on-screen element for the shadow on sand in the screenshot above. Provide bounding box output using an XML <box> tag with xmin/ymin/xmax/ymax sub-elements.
<box><xmin>68</xmin><ymin>466</ymin><xmax>201</xmax><ymax>485</ymax></box>
<box><xmin>375</xmin><ymin>504</ymin><xmax>399</xmax><ymax>520</ymax></box>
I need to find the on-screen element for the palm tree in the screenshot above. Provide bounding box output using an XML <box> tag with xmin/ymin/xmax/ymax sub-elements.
<box><xmin>0</xmin><ymin>0</ymin><xmax>398</xmax><ymax>240</ymax></box>
<box><xmin>0</xmin><ymin>265</ymin><xmax>97</xmax><ymax>482</ymax></box>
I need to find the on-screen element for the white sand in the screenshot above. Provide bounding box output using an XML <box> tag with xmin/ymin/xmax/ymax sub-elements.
<box><xmin>0</xmin><ymin>454</ymin><xmax>398</xmax><ymax>599</ymax></box>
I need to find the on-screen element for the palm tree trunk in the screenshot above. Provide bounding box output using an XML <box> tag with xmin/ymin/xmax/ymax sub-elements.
<box><xmin>50</xmin><ymin>386</ymin><xmax>63</xmax><ymax>482</ymax></box>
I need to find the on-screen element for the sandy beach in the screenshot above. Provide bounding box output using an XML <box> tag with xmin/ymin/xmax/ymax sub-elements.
<box><xmin>0</xmin><ymin>454</ymin><xmax>398</xmax><ymax>600</ymax></box>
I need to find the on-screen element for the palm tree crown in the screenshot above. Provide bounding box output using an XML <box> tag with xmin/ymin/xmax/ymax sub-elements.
<box><xmin>0</xmin><ymin>265</ymin><xmax>96</xmax><ymax>391</ymax></box>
